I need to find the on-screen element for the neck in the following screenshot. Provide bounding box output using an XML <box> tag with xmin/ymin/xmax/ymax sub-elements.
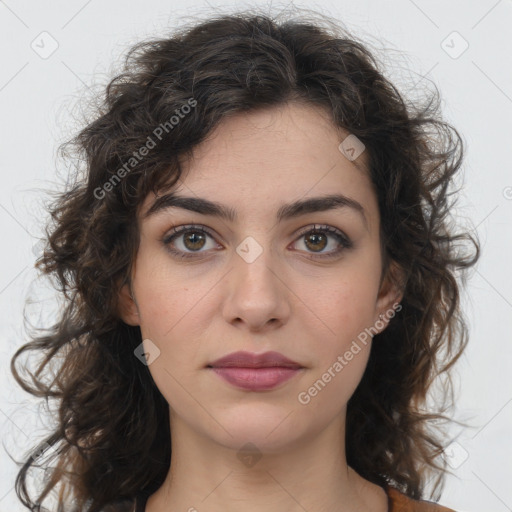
<box><xmin>145</xmin><ymin>408</ymin><xmax>387</xmax><ymax>512</ymax></box>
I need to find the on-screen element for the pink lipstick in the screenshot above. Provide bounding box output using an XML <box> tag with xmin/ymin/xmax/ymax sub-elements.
<box><xmin>207</xmin><ymin>350</ymin><xmax>303</xmax><ymax>391</ymax></box>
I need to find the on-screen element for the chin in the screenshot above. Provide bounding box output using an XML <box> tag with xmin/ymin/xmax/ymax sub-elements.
<box><xmin>207</xmin><ymin>404</ymin><xmax>307</xmax><ymax>453</ymax></box>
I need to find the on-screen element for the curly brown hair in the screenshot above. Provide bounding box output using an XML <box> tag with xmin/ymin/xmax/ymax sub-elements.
<box><xmin>10</xmin><ymin>7</ymin><xmax>479</xmax><ymax>512</ymax></box>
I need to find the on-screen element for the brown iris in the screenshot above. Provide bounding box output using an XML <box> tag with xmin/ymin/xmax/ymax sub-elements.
<box><xmin>304</xmin><ymin>232</ymin><xmax>327</xmax><ymax>252</ymax></box>
<box><xmin>183</xmin><ymin>231</ymin><xmax>206</xmax><ymax>251</ymax></box>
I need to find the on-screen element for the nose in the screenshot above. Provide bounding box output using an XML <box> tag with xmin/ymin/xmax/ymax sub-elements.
<box><xmin>221</xmin><ymin>241</ymin><xmax>291</xmax><ymax>333</ymax></box>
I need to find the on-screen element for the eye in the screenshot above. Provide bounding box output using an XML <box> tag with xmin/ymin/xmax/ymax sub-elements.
<box><xmin>162</xmin><ymin>224</ymin><xmax>221</xmax><ymax>260</ymax></box>
<box><xmin>161</xmin><ymin>223</ymin><xmax>353</xmax><ymax>261</ymax></box>
<box><xmin>291</xmin><ymin>224</ymin><xmax>353</xmax><ymax>260</ymax></box>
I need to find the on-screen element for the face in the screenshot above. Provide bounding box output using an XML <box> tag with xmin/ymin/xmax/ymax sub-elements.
<box><xmin>119</xmin><ymin>101</ymin><xmax>401</xmax><ymax>453</ymax></box>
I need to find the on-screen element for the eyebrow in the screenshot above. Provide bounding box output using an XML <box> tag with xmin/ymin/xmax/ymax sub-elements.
<box><xmin>144</xmin><ymin>192</ymin><xmax>368</xmax><ymax>229</ymax></box>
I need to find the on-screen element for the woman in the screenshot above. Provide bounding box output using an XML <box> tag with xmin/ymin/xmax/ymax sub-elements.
<box><xmin>10</xmin><ymin>8</ymin><xmax>479</xmax><ymax>512</ymax></box>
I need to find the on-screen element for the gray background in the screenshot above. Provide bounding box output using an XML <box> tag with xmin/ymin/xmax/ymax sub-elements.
<box><xmin>1</xmin><ymin>1</ymin><xmax>511</xmax><ymax>511</ymax></box>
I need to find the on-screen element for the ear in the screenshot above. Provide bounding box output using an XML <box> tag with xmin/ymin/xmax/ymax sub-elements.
<box><xmin>374</xmin><ymin>260</ymin><xmax>405</xmax><ymax>333</ymax></box>
<box><xmin>117</xmin><ymin>282</ymin><xmax>141</xmax><ymax>326</ymax></box>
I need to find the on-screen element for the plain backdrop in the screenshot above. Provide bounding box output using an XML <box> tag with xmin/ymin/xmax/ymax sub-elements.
<box><xmin>1</xmin><ymin>1</ymin><xmax>511</xmax><ymax>511</ymax></box>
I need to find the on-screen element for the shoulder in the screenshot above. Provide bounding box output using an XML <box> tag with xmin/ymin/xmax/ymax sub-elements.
<box><xmin>386</xmin><ymin>485</ymin><xmax>457</xmax><ymax>512</ymax></box>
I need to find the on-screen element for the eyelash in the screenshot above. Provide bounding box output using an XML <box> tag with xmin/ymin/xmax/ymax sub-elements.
<box><xmin>161</xmin><ymin>223</ymin><xmax>353</xmax><ymax>261</ymax></box>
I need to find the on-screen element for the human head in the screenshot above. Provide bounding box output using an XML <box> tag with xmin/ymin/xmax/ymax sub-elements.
<box><xmin>11</xmin><ymin>8</ymin><xmax>479</xmax><ymax>511</ymax></box>
<box><xmin>117</xmin><ymin>98</ymin><xmax>402</xmax><ymax>457</ymax></box>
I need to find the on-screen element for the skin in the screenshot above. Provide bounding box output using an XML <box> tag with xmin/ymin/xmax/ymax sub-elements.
<box><xmin>119</xmin><ymin>101</ymin><xmax>403</xmax><ymax>512</ymax></box>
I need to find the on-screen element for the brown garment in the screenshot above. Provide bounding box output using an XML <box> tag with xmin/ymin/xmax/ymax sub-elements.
<box><xmin>132</xmin><ymin>484</ymin><xmax>456</xmax><ymax>511</ymax></box>
<box><xmin>386</xmin><ymin>485</ymin><xmax>456</xmax><ymax>511</ymax></box>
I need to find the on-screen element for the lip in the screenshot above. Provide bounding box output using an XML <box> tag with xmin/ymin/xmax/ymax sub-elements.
<box><xmin>210</xmin><ymin>367</ymin><xmax>302</xmax><ymax>391</ymax></box>
<box><xmin>207</xmin><ymin>350</ymin><xmax>302</xmax><ymax>369</ymax></box>
<box><xmin>206</xmin><ymin>351</ymin><xmax>304</xmax><ymax>391</ymax></box>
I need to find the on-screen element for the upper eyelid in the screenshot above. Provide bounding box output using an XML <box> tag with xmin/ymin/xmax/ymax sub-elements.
<box><xmin>163</xmin><ymin>224</ymin><xmax>217</xmax><ymax>241</ymax></box>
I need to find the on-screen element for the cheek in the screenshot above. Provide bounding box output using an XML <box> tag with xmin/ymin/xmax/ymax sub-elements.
<box><xmin>133</xmin><ymin>247</ymin><xmax>199</xmax><ymax>328</ymax></box>
<box><xmin>137</xmin><ymin>282</ymin><xmax>209</xmax><ymax>357</ymax></box>
<box><xmin>132</xmin><ymin>252</ymin><xmax>220</xmax><ymax>369</ymax></box>
<box><xmin>303</xmin><ymin>268</ymin><xmax>381</xmax><ymax>340</ymax></box>
<box><xmin>297</xmin><ymin>345</ymin><xmax>371</xmax><ymax>425</ymax></box>
<box><xmin>296</xmin><ymin>280</ymin><xmax>376</xmax><ymax>414</ymax></box>
<box><xmin>295</xmin><ymin>258</ymin><xmax>381</xmax><ymax>384</ymax></box>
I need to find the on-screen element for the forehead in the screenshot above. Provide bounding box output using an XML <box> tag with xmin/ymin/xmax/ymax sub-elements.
<box><xmin>140</xmin><ymin>102</ymin><xmax>376</xmax><ymax>225</ymax></box>
<box><xmin>184</xmin><ymin>101</ymin><xmax>369</xmax><ymax>175</ymax></box>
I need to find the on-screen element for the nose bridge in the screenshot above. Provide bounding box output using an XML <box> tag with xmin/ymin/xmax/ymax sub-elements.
<box><xmin>233</xmin><ymin>232</ymin><xmax>280</xmax><ymax>293</ymax></box>
<box><xmin>222</xmin><ymin>232</ymin><xmax>290</xmax><ymax>330</ymax></box>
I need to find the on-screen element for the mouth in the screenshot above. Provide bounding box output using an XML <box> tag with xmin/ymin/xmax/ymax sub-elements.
<box><xmin>206</xmin><ymin>350</ymin><xmax>304</xmax><ymax>391</ymax></box>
